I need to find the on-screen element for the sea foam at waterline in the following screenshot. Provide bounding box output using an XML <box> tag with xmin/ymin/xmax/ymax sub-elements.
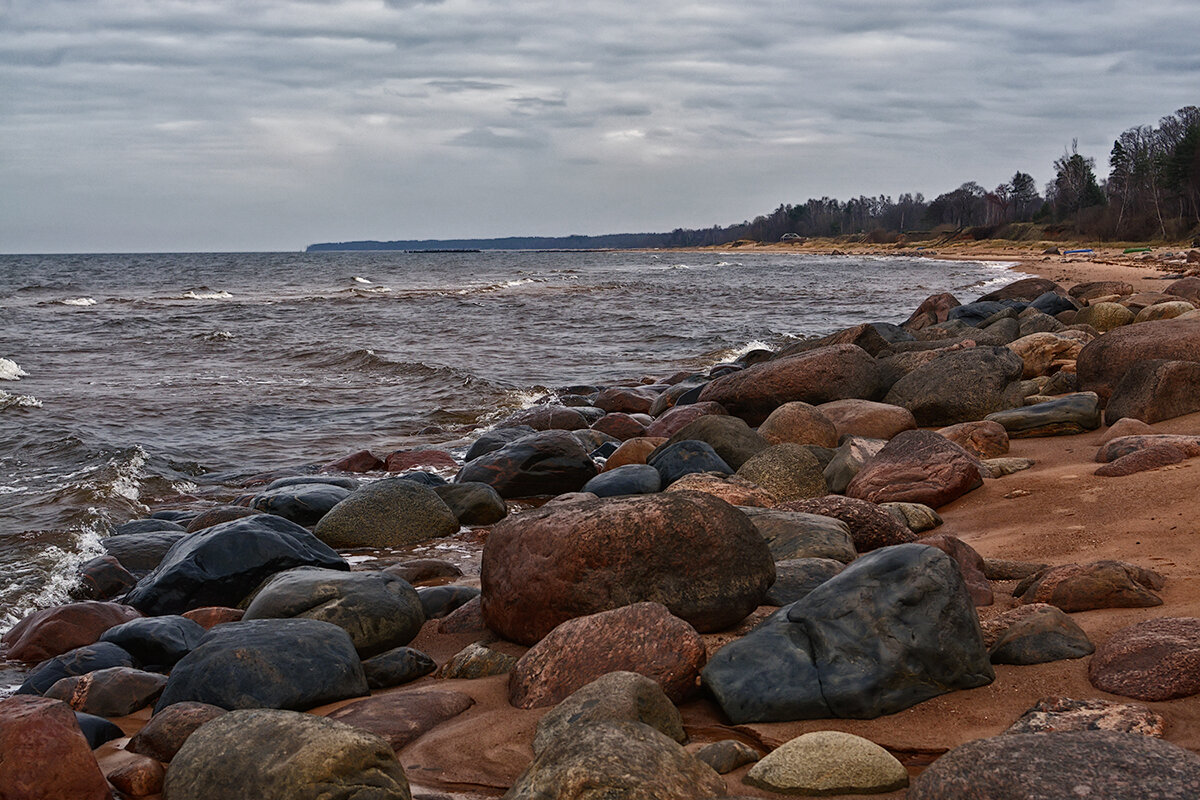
<box><xmin>61</xmin><ymin>297</ymin><xmax>98</xmax><ymax>306</ymax></box>
<box><xmin>0</xmin><ymin>358</ymin><xmax>28</xmax><ymax>381</ymax></box>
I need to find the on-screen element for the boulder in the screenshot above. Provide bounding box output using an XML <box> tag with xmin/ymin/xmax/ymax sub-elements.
<box><xmin>581</xmin><ymin>463</ymin><xmax>662</xmax><ymax>497</ymax></box>
<box><xmin>664</xmin><ymin>472</ymin><xmax>778</xmax><ymax>506</ymax></box>
<box><xmin>123</xmin><ymin>514</ymin><xmax>347</xmax><ymax>616</ymax></box>
<box><xmin>1069</xmin><ymin>280</ymin><xmax>1133</xmax><ymax>301</ymax></box>
<box><xmin>985</xmin><ymin>392</ymin><xmax>1102</xmax><ymax>437</ymax></box>
<box><xmin>591</xmin><ymin>412</ymin><xmax>647</xmax><ymax>441</ymax></box>
<box><xmin>775</xmin><ymin>323</ymin><xmax>891</xmax><ymax>359</ymax></box>
<box><xmin>815</xmin><ymin>398</ymin><xmax>916</xmax><ymax>441</ymax></box>
<box><xmin>247</xmin><ymin>483</ymin><xmax>351</xmax><ymax>527</ymax></box>
<box><xmin>499</xmin><ymin>404</ymin><xmax>590</xmax><ymax>431</ymax></box>
<box><xmin>1005</xmin><ymin>696</ymin><xmax>1166</xmax><ymax>737</ymax></box>
<box><xmin>384</xmin><ymin>448</ymin><xmax>458</xmax><ymax>473</ymax></box>
<box><xmin>936</xmin><ymin>419</ymin><xmax>1009</xmax><ymax>458</ymax></box>
<box><xmin>1094</xmin><ymin>433</ymin><xmax>1200</xmax><ymax>463</ymax></box>
<box><xmin>908</xmin><ymin>731</ymin><xmax>1200</xmax><ymax>800</ymax></box>
<box><xmin>464</xmin><ymin>425</ymin><xmax>537</xmax><ymax>461</ymax></box>
<box><xmin>456</xmin><ymin>430</ymin><xmax>598</xmax><ymax>498</ymax></box>
<box><xmin>734</xmin><ymin>443</ymin><xmax>827</xmax><ymax>503</ymax></box>
<box><xmin>884</xmin><ymin>346</ymin><xmax>1025</xmax><ymax>426</ymax></box>
<box><xmin>532</xmin><ymin>671</ymin><xmax>685</xmax><ymax>756</ymax></box>
<box><xmin>505</xmin><ymin>720</ymin><xmax>725</xmax><ymax>800</ymax></box>
<box><xmin>1016</xmin><ymin>561</ymin><xmax>1163</xmax><ymax>611</ymax></box>
<box><xmin>1073</xmin><ymin>301</ymin><xmax>1135</xmax><ymax>333</ymax></box>
<box><xmin>1095</xmin><ymin>443</ymin><xmax>1193</xmax><ymax>476</ymax></box>
<box><xmin>645</xmin><ymin>401</ymin><xmax>728</xmax><ymax>438</ymax></box>
<box><xmin>693</xmin><ymin>740</ymin><xmax>760</xmax><ymax>774</ymax></box>
<box><xmin>155</xmin><ymin>618</ymin><xmax>368</xmax><ymax>711</ymax></box>
<box><xmin>361</xmin><ymin>647</ymin><xmax>437</xmax><ymax>690</ymax></box>
<box><xmin>182</xmin><ymin>606</ymin><xmax>243</xmax><ymax>628</ymax></box>
<box><xmin>765</xmin><ymin>558</ymin><xmax>845</xmax><ymax>605</ymax></box>
<box><xmin>313</xmin><ymin>477</ymin><xmax>459</xmax><ymax>548</ymax></box>
<box><xmin>745</xmin><ymin>731</ymin><xmax>908</xmax><ymax>795</ymax></box>
<box><xmin>17</xmin><ymin>641</ymin><xmax>135</xmax><ymax>696</ymax></box>
<box><xmin>509</xmin><ymin>602</ymin><xmax>705</xmax><ymax>708</ymax></box>
<box><xmin>698</xmin><ymin>344</ymin><xmax>881</xmax><ymax>426</ymax></box>
<box><xmin>242</xmin><ymin>567</ymin><xmax>425</xmax><ymax>658</ymax></box>
<box><xmin>988</xmin><ymin>605</ymin><xmax>1094</xmax><ymax>664</ymax></box>
<box><xmin>101</xmin><ymin>532</ymin><xmax>187</xmax><ymax>573</ymax></box>
<box><xmin>326</xmin><ymin>688</ymin><xmax>474</xmax><ymax>750</ymax></box>
<box><xmin>1105</xmin><ymin>359</ymin><xmax>1200</xmax><ymax>425</ymax></box>
<box><xmin>432</xmin><ymin>481</ymin><xmax>507</xmax><ymax>525</ymax></box>
<box><xmin>1007</xmin><ymin>332</ymin><xmax>1086</xmax><ymax>378</ymax></box>
<box><xmin>45</xmin><ymin>666</ymin><xmax>167</xmax><ymax>716</ymax></box>
<box><xmin>0</xmin><ymin>696</ymin><xmax>112</xmax><ymax>800</ymax></box>
<box><xmin>416</xmin><ymin>584</ymin><xmax>479</xmax><ymax>619</ymax></box>
<box><xmin>1135</xmin><ymin>300</ymin><xmax>1196</xmax><ymax>323</ymax></box>
<box><xmin>602</xmin><ymin>436</ymin><xmax>669</xmax><ymax>470</ymax></box>
<box><xmin>756</xmin><ymin>401</ymin><xmax>837</xmax><ymax>447</ymax></box>
<box><xmin>1088</xmin><ymin>617</ymin><xmax>1200</xmax><ymax>701</ymax></box>
<box><xmin>481</xmin><ymin>493</ymin><xmax>774</xmax><ymax>645</ymax></box>
<box><xmin>74</xmin><ymin>710</ymin><xmax>125</xmax><ymax>748</ymax></box>
<box><xmin>126</xmin><ymin>701</ymin><xmax>226</xmax><ymax>762</ymax></box>
<box><xmin>738</xmin><ymin>508</ymin><xmax>856</xmax><ymax>562</ymax></box>
<box><xmin>323</xmin><ymin>449</ymin><xmax>384</xmax><ymax>473</ymax></box>
<box><xmin>2</xmin><ymin>601</ymin><xmax>140</xmax><ymax>663</ymax></box>
<box><xmin>435</xmin><ymin>641</ymin><xmax>517</xmax><ymax>679</ymax></box>
<box><xmin>98</xmin><ymin>615</ymin><xmax>206</xmax><ymax>670</ymax></box>
<box><xmin>659</xmin><ymin>414</ymin><xmax>769</xmax><ymax>470</ymax></box>
<box><xmin>902</xmin><ymin>292</ymin><xmax>960</xmax><ymax>331</ymax></box>
<box><xmin>383</xmin><ymin>557</ymin><xmax>463</xmax><ymax>585</ymax></box>
<box><xmin>778</xmin><ymin>495</ymin><xmax>915</xmax><ymax>552</ymax></box>
<box><xmin>164</xmin><ymin>709</ymin><xmax>411</xmax><ymax>800</ymax></box>
<box><xmin>595</xmin><ymin>386</ymin><xmax>657</xmax><ymax>414</ymax></box>
<box><xmin>846</xmin><ymin>429</ymin><xmax>984</xmax><ymax>509</ymax></box>
<box><xmin>1076</xmin><ymin>317</ymin><xmax>1200</xmax><ymax>404</ymax></box>
<box><xmin>821</xmin><ymin>435</ymin><xmax>887</xmax><ymax>493</ymax></box>
<box><xmin>920</xmin><ymin>533</ymin><xmax>992</xmax><ymax>606</ymax></box>
<box><xmin>647</xmin><ymin>441</ymin><xmax>732</xmax><ymax>486</ymax></box>
<box><xmin>882</xmin><ymin>502</ymin><xmax>943</xmax><ymax>533</ymax></box>
<box><xmin>75</xmin><ymin>555</ymin><xmax>137</xmax><ymax>600</ymax></box>
<box><xmin>183</xmin><ymin>505</ymin><xmax>259</xmax><ymax>533</ymax></box>
<box><xmin>980</xmin><ymin>277</ymin><xmax>1064</xmax><ymax>302</ymax></box>
<box><xmin>702</xmin><ymin>543</ymin><xmax>993</xmax><ymax>723</ymax></box>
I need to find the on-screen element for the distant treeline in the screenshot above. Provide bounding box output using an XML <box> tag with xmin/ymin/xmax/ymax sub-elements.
<box><xmin>309</xmin><ymin>105</ymin><xmax>1200</xmax><ymax>251</ymax></box>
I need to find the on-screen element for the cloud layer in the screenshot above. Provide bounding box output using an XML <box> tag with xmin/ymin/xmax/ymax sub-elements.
<box><xmin>1</xmin><ymin>0</ymin><xmax>1195</xmax><ymax>251</ymax></box>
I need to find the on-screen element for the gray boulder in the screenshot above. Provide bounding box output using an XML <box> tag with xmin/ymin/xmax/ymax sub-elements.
<box><xmin>314</xmin><ymin>477</ymin><xmax>459</xmax><ymax>548</ymax></box>
<box><xmin>737</xmin><ymin>508</ymin><xmax>857</xmax><ymax>563</ymax></box>
<box><xmin>985</xmin><ymin>392</ymin><xmax>1102</xmax><ymax>437</ymax></box>
<box><xmin>884</xmin><ymin>346</ymin><xmax>1025</xmax><ymax>426</ymax></box>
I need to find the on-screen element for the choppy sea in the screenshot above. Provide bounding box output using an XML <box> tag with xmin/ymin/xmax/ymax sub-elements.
<box><xmin>0</xmin><ymin>249</ymin><xmax>1022</xmax><ymax>640</ymax></box>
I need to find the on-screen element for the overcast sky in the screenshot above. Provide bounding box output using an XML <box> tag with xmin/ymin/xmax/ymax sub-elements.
<box><xmin>1</xmin><ymin>0</ymin><xmax>1196</xmax><ymax>253</ymax></box>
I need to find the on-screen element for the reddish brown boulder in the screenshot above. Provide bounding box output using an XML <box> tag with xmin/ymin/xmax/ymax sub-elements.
<box><xmin>384</xmin><ymin>448</ymin><xmax>458</xmax><ymax>473</ymax></box>
<box><xmin>644</xmin><ymin>401</ymin><xmax>727</xmax><ymax>438</ymax></box>
<box><xmin>919</xmin><ymin>534</ymin><xmax>992</xmax><ymax>605</ymax></box>
<box><xmin>481</xmin><ymin>492</ymin><xmax>774</xmax><ymax>645</ymax></box>
<box><xmin>382</xmin><ymin>557</ymin><xmax>463</xmax><ymax>585</ymax></box>
<box><xmin>816</xmin><ymin>398</ymin><xmax>916</xmax><ymax>441</ymax></box>
<box><xmin>327</xmin><ymin>688</ymin><xmax>475</xmax><ymax>750</ymax></box>
<box><xmin>774</xmin><ymin>322</ymin><xmax>891</xmax><ymax>358</ymax></box>
<box><xmin>1094</xmin><ymin>434</ymin><xmax>1200</xmax><ymax>463</ymax></box>
<box><xmin>1098</xmin><ymin>417</ymin><xmax>1153</xmax><ymax>445</ymax></box>
<box><xmin>508</xmin><ymin>602</ymin><xmax>706</xmax><ymax>708</ymax></box>
<box><xmin>902</xmin><ymin>292</ymin><xmax>961</xmax><ymax>331</ymax></box>
<box><xmin>1089</xmin><ymin>618</ymin><xmax>1200</xmax><ymax>701</ymax></box>
<box><xmin>76</xmin><ymin>556</ymin><xmax>137</xmax><ymax>601</ymax></box>
<box><xmin>664</xmin><ymin>472</ymin><xmax>778</xmax><ymax>506</ymax></box>
<box><xmin>659</xmin><ymin>414</ymin><xmax>769</xmax><ymax>470</ymax></box>
<box><xmin>2</xmin><ymin>601</ymin><xmax>141</xmax><ymax>663</ymax></box>
<box><xmin>979</xmin><ymin>277</ymin><xmax>1065</xmax><ymax>302</ymax></box>
<box><xmin>1076</xmin><ymin>317</ymin><xmax>1200</xmax><ymax>404</ymax></box>
<box><xmin>591</xmin><ymin>412</ymin><xmax>648</xmax><ymax>441</ymax></box>
<box><xmin>0</xmin><ymin>696</ymin><xmax>112</xmax><ymax>800</ymax></box>
<box><xmin>1165</xmin><ymin>276</ymin><xmax>1200</xmax><ymax>304</ymax></box>
<box><xmin>1105</xmin><ymin>359</ymin><xmax>1200</xmax><ymax>425</ymax></box>
<box><xmin>1016</xmin><ymin>561</ymin><xmax>1163</xmax><ymax>611</ymax></box>
<box><xmin>107</xmin><ymin>756</ymin><xmax>165</xmax><ymax>797</ymax></box>
<box><xmin>979</xmin><ymin>603</ymin><xmax>1055</xmax><ymax>649</ymax></box>
<box><xmin>1069</xmin><ymin>281</ymin><xmax>1134</xmax><ymax>301</ymax></box>
<box><xmin>436</xmin><ymin>595</ymin><xmax>487</xmax><ymax>634</ymax></box>
<box><xmin>1096</xmin><ymin>444</ymin><xmax>1192</xmax><ymax>476</ymax></box>
<box><xmin>184</xmin><ymin>505</ymin><xmax>258</xmax><ymax>533</ymax></box>
<box><xmin>846</xmin><ymin>430</ymin><xmax>984</xmax><ymax>509</ymax></box>
<box><xmin>1005</xmin><ymin>696</ymin><xmax>1165</xmax><ymax>737</ymax></box>
<box><xmin>778</xmin><ymin>495</ymin><xmax>916</xmax><ymax>552</ymax></box>
<box><xmin>602</xmin><ymin>437</ymin><xmax>668</xmax><ymax>470</ymax></box>
<box><xmin>697</xmin><ymin>344</ymin><xmax>880</xmax><ymax>426</ymax></box>
<box><xmin>322</xmin><ymin>449</ymin><xmax>384</xmax><ymax>473</ymax></box>
<box><xmin>45</xmin><ymin>666</ymin><xmax>167</xmax><ymax>717</ymax></box>
<box><xmin>756</xmin><ymin>401</ymin><xmax>837</xmax><ymax>447</ymax></box>
<box><xmin>936</xmin><ymin>420</ymin><xmax>1009</xmax><ymax>459</ymax></box>
<box><xmin>500</xmin><ymin>404</ymin><xmax>590</xmax><ymax>431</ymax></box>
<box><xmin>181</xmin><ymin>606</ymin><xmax>244</xmax><ymax>629</ymax></box>
<box><xmin>595</xmin><ymin>387</ymin><xmax>657</xmax><ymax>414</ymax></box>
<box><xmin>127</xmin><ymin>701</ymin><xmax>227</xmax><ymax>762</ymax></box>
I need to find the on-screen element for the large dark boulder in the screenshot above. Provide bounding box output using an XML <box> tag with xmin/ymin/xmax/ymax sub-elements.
<box><xmin>126</xmin><ymin>701</ymin><xmax>227</xmax><ymax>762</ymax></box>
<box><xmin>464</xmin><ymin>425</ymin><xmax>536</xmax><ymax>461</ymax></box>
<box><xmin>98</xmin><ymin>615</ymin><xmax>206</xmax><ymax>671</ymax></box>
<box><xmin>101</xmin><ymin>532</ymin><xmax>186</xmax><ymax>573</ymax></box>
<box><xmin>884</xmin><ymin>346</ymin><xmax>1025</xmax><ymax>426</ymax></box>
<box><xmin>165</xmin><ymin>708</ymin><xmax>411</xmax><ymax>800</ymax></box>
<box><xmin>737</xmin><ymin>508</ymin><xmax>857</xmax><ymax>562</ymax></box>
<box><xmin>658</xmin><ymin>414</ymin><xmax>769</xmax><ymax>470</ymax></box>
<box><xmin>702</xmin><ymin>543</ymin><xmax>993</xmax><ymax>722</ymax></box>
<box><xmin>908</xmin><ymin>731</ymin><xmax>1200</xmax><ymax>800</ymax></box>
<box><xmin>242</xmin><ymin>567</ymin><xmax>425</xmax><ymax>658</ymax></box>
<box><xmin>697</xmin><ymin>344</ymin><xmax>881</xmax><ymax>426</ymax></box>
<box><xmin>581</xmin><ymin>463</ymin><xmax>662</xmax><ymax>497</ymax></box>
<box><xmin>17</xmin><ymin>641</ymin><xmax>135</xmax><ymax>696</ymax></box>
<box><xmin>985</xmin><ymin>392</ymin><xmax>1102</xmax><ymax>437</ymax></box>
<box><xmin>846</xmin><ymin>429</ymin><xmax>983</xmax><ymax>509</ymax></box>
<box><xmin>481</xmin><ymin>492</ymin><xmax>774</xmax><ymax>645</ymax></box>
<box><xmin>979</xmin><ymin>277</ymin><xmax>1064</xmax><ymax>302</ymax></box>
<box><xmin>1105</xmin><ymin>359</ymin><xmax>1200</xmax><ymax>425</ymax></box>
<box><xmin>122</xmin><ymin>514</ymin><xmax>347</xmax><ymax>616</ymax></box>
<box><xmin>779</xmin><ymin>495</ymin><xmax>915</xmax><ymax>552</ymax></box>
<box><xmin>456</xmin><ymin>430</ymin><xmax>598</xmax><ymax>498</ymax></box>
<box><xmin>1076</xmin><ymin>317</ymin><xmax>1200</xmax><ymax>404</ymax></box>
<box><xmin>247</xmin><ymin>483</ymin><xmax>352</xmax><ymax>527</ymax></box>
<box><xmin>313</xmin><ymin>477</ymin><xmax>459</xmax><ymax>548</ymax></box>
<box><xmin>432</xmin><ymin>481</ymin><xmax>507</xmax><ymax>525</ymax></box>
<box><xmin>532</xmin><ymin>671</ymin><xmax>685</xmax><ymax>756</ymax></box>
<box><xmin>45</xmin><ymin>666</ymin><xmax>167</xmax><ymax>717</ymax></box>
<box><xmin>647</xmin><ymin>441</ymin><xmax>732</xmax><ymax>486</ymax></box>
<box><xmin>155</xmin><ymin>618</ymin><xmax>368</xmax><ymax>711</ymax></box>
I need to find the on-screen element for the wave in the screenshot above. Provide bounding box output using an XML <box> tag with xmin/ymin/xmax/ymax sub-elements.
<box><xmin>178</xmin><ymin>289</ymin><xmax>234</xmax><ymax>300</ymax></box>
<box><xmin>353</xmin><ymin>276</ymin><xmax>373</xmax><ymax>284</ymax></box>
<box><xmin>0</xmin><ymin>358</ymin><xmax>27</xmax><ymax>381</ymax></box>
<box><xmin>60</xmin><ymin>297</ymin><xmax>97</xmax><ymax>306</ymax></box>
<box><xmin>193</xmin><ymin>330</ymin><xmax>234</xmax><ymax>341</ymax></box>
<box><xmin>0</xmin><ymin>390</ymin><xmax>42</xmax><ymax>411</ymax></box>
<box><xmin>708</xmin><ymin>339</ymin><xmax>774</xmax><ymax>364</ymax></box>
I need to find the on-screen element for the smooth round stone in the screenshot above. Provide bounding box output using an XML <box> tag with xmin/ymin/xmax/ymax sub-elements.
<box><xmin>746</xmin><ymin>730</ymin><xmax>908</xmax><ymax>795</ymax></box>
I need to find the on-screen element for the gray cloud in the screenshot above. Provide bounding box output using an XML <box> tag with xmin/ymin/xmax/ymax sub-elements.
<box><xmin>0</xmin><ymin>0</ymin><xmax>1196</xmax><ymax>252</ymax></box>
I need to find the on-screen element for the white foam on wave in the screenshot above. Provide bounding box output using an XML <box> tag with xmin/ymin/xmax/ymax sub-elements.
<box><xmin>353</xmin><ymin>276</ymin><xmax>373</xmax><ymax>284</ymax></box>
<box><xmin>179</xmin><ymin>290</ymin><xmax>234</xmax><ymax>300</ymax></box>
<box><xmin>503</xmin><ymin>278</ymin><xmax>537</xmax><ymax>288</ymax></box>
<box><xmin>0</xmin><ymin>521</ymin><xmax>105</xmax><ymax>634</ymax></box>
<box><xmin>61</xmin><ymin>297</ymin><xmax>97</xmax><ymax>306</ymax></box>
<box><xmin>354</xmin><ymin>285</ymin><xmax>392</xmax><ymax>294</ymax></box>
<box><xmin>0</xmin><ymin>358</ymin><xmax>27</xmax><ymax>381</ymax></box>
<box><xmin>0</xmin><ymin>390</ymin><xmax>43</xmax><ymax>410</ymax></box>
<box><xmin>711</xmin><ymin>339</ymin><xmax>773</xmax><ymax>364</ymax></box>
<box><xmin>198</xmin><ymin>330</ymin><xmax>234</xmax><ymax>341</ymax></box>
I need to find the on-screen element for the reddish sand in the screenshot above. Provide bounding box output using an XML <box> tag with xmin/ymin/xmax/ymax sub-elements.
<box><xmin>95</xmin><ymin>253</ymin><xmax>1200</xmax><ymax>799</ymax></box>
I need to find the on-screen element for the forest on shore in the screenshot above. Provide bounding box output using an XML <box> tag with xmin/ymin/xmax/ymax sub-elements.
<box><xmin>309</xmin><ymin>105</ymin><xmax>1200</xmax><ymax>252</ymax></box>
